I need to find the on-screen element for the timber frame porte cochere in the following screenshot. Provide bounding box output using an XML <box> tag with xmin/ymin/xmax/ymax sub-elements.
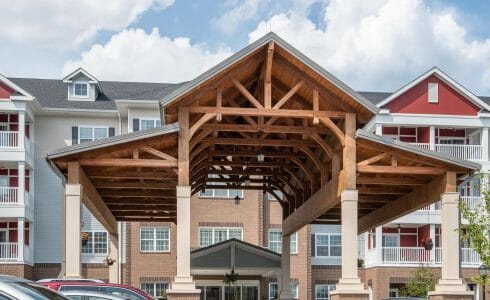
<box><xmin>48</xmin><ymin>33</ymin><xmax>478</xmax><ymax>300</ymax></box>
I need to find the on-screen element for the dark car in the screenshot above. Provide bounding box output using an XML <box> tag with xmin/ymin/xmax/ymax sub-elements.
<box><xmin>40</xmin><ymin>281</ymin><xmax>155</xmax><ymax>300</ymax></box>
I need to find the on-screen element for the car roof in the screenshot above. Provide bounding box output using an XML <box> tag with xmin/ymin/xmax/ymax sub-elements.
<box><xmin>0</xmin><ymin>275</ymin><xmax>32</xmax><ymax>283</ymax></box>
<box><xmin>37</xmin><ymin>278</ymin><xmax>104</xmax><ymax>283</ymax></box>
<box><xmin>48</xmin><ymin>282</ymin><xmax>137</xmax><ymax>288</ymax></box>
<box><xmin>62</xmin><ymin>290</ymin><xmax>127</xmax><ymax>299</ymax></box>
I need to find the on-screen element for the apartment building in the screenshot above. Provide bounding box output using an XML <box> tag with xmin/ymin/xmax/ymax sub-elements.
<box><xmin>0</xmin><ymin>49</ymin><xmax>488</xmax><ymax>299</ymax></box>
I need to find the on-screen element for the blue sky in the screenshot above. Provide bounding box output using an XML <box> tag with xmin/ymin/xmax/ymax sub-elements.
<box><xmin>2</xmin><ymin>0</ymin><xmax>490</xmax><ymax>94</ymax></box>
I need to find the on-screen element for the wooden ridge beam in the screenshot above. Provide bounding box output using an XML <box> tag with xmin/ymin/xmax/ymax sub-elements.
<box><xmin>201</xmin><ymin>137</ymin><xmax>318</xmax><ymax>148</ymax></box>
<box><xmin>357</xmin><ymin>165</ymin><xmax>445</xmax><ymax>175</ymax></box>
<box><xmin>79</xmin><ymin>159</ymin><xmax>178</xmax><ymax>168</ymax></box>
<box><xmin>264</xmin><ymin>41</ymin><xmax>274</xmax><ymax>109</ymax></box>
<box><xmin>200</xmin><ymin>123</ymin><xmax>330</xmax><ymax>135</ymax></box>
<box><xmin>189</xmin><ymin>106</ymin><xmax>346</xmax><ymax>119</ymax></box>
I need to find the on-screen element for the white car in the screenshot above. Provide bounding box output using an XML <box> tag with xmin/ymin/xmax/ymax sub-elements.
<box><xmin>37</xmin><ymin>278</ymin><xmax>105</xmax><ymax>283</ymax></box>
<box><xmin>62</xmin><ymin>290</ymin><xmax>128</xmax><ymax>300</ymax></box>
<box><xmin>0</xmin><ymin>275</ymin><xmax>69</xmax><ymax>300</ymax></box>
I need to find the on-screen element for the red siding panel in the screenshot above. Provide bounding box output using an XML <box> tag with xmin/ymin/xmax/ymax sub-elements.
<box><xmin>417</xmin><ymin>225</ymin><xmax>430</xmax><ymax>246</ymax></box>
<box><xmin>385</xmin><ymin>75</ymin><xmax>480</xmax><ymax>115</ymax></box>
<box><xmin>0</xmin><ymin>83</ymin><xmax>13</xmax><ymax>99</ymax></box>
<box><xmin>417</xmin><ymin>127</ymin><xmax>430</xmax><ymax>143</ymax></box>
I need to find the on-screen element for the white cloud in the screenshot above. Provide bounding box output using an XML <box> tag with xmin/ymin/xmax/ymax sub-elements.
<box><xmin>0</xmin><ymin>0</ymin><xmax>174</xmax><ymax>49</ymax></box>
<box><xmin>212</xmin><ymin>0</ymin><xmax>264</xmax><ymax>35</ymax></box>
<box><xmin>62</xmin><ymin>28</ymin><xmax>233</xmax><ymax>82</ymax></box>
<box><xmin>249</xmin><ymin>0</ymin><xmax>490</xmax><ymax>94</ymax></box>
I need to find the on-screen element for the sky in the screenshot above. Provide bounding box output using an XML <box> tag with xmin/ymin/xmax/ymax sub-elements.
<box><xmin>1</xmin><ymin>0</ymin><xmax>490</xmax><ymax>94</ymax></box>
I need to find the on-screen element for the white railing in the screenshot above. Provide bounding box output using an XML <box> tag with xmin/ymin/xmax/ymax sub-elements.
<box><xmin>461</xmin><ymin>248</ymin><xmax>481</xmax><ymax>265</ymax></box>
<box><xmin>24</xmin><ymin>136</ymin><xmax>31</xmax><ymax>153</ymax></box>
<box><xmin>435</xmin><ymin>247</ymin><xmax>442</xmax><ymax>264</ymax></box>
<box><xmin>0</xmin><ymin>131</ymin><xmax>18</xmax><ymax>148</ymax></box>
<box><xmin>0</xmin><ymin>187</ymin><xmax>19</xmax><ymax>204</ymax></box>
<box><xmin>0</xmin><ymin>243</ymin><xmax>18</xmax><ymax>260</ymax></box>
<box><xmin>382</xmin><ymin>247</ymin><xmax>431</xmax><ymax>264</ymax></box>
<box><xmin>410</xmin><ymin>143</ymin><xmax>431</xmax><ymax>150</ymax></box>
<box><xmin>24</xmin><ymin>190</ymin><xmax>31</xmax><ymax>207</ymax></box>
<box><xmin>435</xmin><ymin>144</ymin><xmax>482</xmax><ymax>161</ymax></box>
<box><xmin>417</xmin><ymin>201</ymin><xmax>441</xmax><ymax>212</ymax></box>
<box><xmin>460</xmin><ymin>196</ymin><xmax>482</xmax><ymax>211</ymax></box>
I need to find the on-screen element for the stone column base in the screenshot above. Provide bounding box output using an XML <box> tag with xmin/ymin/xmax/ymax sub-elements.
<box><xmin>330</xmin><ymin>291</ymin><xmax>369</xmax><ymax>300</ymax></box>
<box><xmin>428</xmin><ymin>279</ymin><xmax>473</xmax><ymax>300</ymax></box>
<box><xmin>166</xmin><ymin>291</ymin><xmax>201</xmax><ymax>300</ymax></box>
<box><xmin>167</xmin><ymin>276</ymin><xmax>200</xmax><ymax>300</ymax></box>
<box><xmin>278</xmin><ymin>290</ymin><xmax>296</xmax><ymax>300</ymax></box>
<box><xmin>427</xmin><ymin>292</ymin><xmax>473</xmax><ymax>300</ymax></box>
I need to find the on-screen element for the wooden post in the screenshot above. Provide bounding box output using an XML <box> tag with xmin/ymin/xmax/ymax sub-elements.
<box><xmin>178</xmin><ymin>106</ymin><xmax>190</xmax><ymax>186</ymax></box>
<box><xmin>343</xmin><ymin>113</ymin><xmax>356</xmax><ymax>190</ymax></box>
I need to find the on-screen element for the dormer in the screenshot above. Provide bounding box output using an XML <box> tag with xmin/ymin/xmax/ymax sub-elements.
<box><xmin>63</xmin><ymin>67</ymin><xmax>100</xmax><ymax>101</ymax></box>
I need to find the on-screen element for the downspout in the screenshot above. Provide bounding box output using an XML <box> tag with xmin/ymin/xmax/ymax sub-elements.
<box><xmin>117</xmin><ymin>111</ymin><xmax>122</xmax><ymax>135</ymax></box>
<box><xmin>118</xmin><ymin>222</ymin><xmax>122</xmax><ymax>284</ymax></box>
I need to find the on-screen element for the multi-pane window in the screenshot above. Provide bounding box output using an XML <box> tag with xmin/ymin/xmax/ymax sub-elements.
<box><xmin>315</xmin><ymin>234</ymin><xmax>341</xmax><ymax>257</ymax></box>
<box><xmin>268</xmin><ymin>230</ymin><xmax>298</xmax><ymax>254</ymax></box>
<box><xmin>82</xmin><ymin>231</ymin><xmax>107</xmax><ymax>254</ymax></box>
<box><xmin>140</xmin><ymin>227</ymin><xmax>170</xmax><ymax>252</ymax></box>
<box><xmin>268</xmin><ymin>283</ymin><xmax>298</xmax><ymax>300</ymax></box>
<box><xmin>74</xmin><ymin>82</ymin><xmax>88</xmax><ymax>97</ymax></box>
<box><xmin>141</xmin><ymin>282</ymin><xmax>168</xmax><ymax>298</ymax></box>
<box><xmin>315</xmin><ymin>284</ymin><xmax>335</xmax><ymax>300</ymax></box>
<box><xmin>140</xmin><ymin>119</ymin><xmax>161</xmax><ymax>130</ymax></box>
<box><xmin>199</xmin><ymin>227</ymin><xmax>243</xmax><ymax>247</ymax></box>
<box><xmin>79</xmin><ymin>126</ymin><xmax>108</xmax><ymax>143</ymax></box>
<box><xmin>382</xmin><ymin>235</ymin><xmax>400</xmax><ymax>247</ymax></box>
<box><xmin>199</xmin><ymin>175</ymin><xmax>243</xmax><ymax>199</ymax></box>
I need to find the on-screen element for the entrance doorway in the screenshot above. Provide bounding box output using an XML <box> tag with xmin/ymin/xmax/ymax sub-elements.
<box><xmin>198</xmin><ymin>284</ymin><xmax>259</xmax><ymax>300</ymax></box>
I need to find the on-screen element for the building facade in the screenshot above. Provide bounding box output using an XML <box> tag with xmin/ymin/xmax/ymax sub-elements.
<box><xmin>0</xmin><ymin>63</ymin><xmax>488</xmax><ymax>299</ymax></box>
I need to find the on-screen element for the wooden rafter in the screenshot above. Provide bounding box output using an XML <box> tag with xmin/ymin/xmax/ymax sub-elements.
<box><xmin>232</xmin><ymin>78</ymin><xmax>264</xmax><ymax>109</ymax></box>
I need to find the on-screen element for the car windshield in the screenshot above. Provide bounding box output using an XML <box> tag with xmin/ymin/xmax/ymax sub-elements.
<box><xmin>13</xmin><ymin>282</ymin><xmax>69</xmax><ymax>299</ymax></box>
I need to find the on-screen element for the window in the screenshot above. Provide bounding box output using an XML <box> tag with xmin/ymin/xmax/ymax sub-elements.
<box><xmin>82</xmin><ymin>231</ymin><xmax>108</xmax><ymax>254</ymax></box>
<box><xmin>199</xmin><ymin>227</ymin><xmax>243</xmax><ymax>247</ymax></box>
<box><xmin>315</xmin><ymin>234</ymin><xmax>341</xmax><ymax>257</ymax></box>
<box><xmin>269</xmin><ymin>283</ymin><xmax>298</xmax><ymax>300</ymax></box>
<box><xmin>382</xmin><ymin>235</ymin><xmax>400</xmax><ymax>247</ymax></box>
<box><xmin>140</xmin><ymin>283</ymin><xmax>168</xmax><ymax>298</ymax></box>
<box><xmin>266</xmin><ymin>190</ymin><xmax>283</xmax><ymax>201</ymax></box>
<box><xmin>140</xmin><ymin>119</ymin><xmax>161</xmax><ymax>130</ymax></box>
<box><xmin>315</xmin><ymin>284</ymin><xmax>335</xmax><ymax>300</ymax></box>
<box><xmin>79</xmin><ymin>126</ymin><xmax>108</xmax><ymax>143</ymax></box>
<box><xmin>140</xmin><ymin>227</ymin><xmax>170</xmax><ymax>252</ymax></box>
<box><xmin>74</xmin><ymin>82</ymin><xmax>88</xmax><ymax>97</ymax></box>
<box><xmin>199</xmin><ymin>175</ymin><xmax>243</xmax><ymax>199</ymax></box>
<box><xmin>428</xmin><ymin>82</ymin><xmax>438</xmax><ymax>103</ymax></box>
<box><xmin>268</xmin><ymin>230</ymin><xmax>298</xmax><ymax>254</ymax></box>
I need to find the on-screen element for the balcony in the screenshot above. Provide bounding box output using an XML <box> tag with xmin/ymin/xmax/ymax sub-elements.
<box><xmin>0</xmin><ymin>131</ymin><xmax>19</xmax><ymax>148</ymax></box>
<box><xmin>0</xmin><ymin>187</ymin><xmax>19</xmax><ymax>204</ymax></box>
<box><xmin>410</xmin><ymin>143</ymin><xmax>483</xmax><ymax>161</ymax></box>
<box><xmin>0</xmin><ymin>242</ymin><xmax>18</xmax><ymax>261</ymax></box>
<box><xmin>365</xmin><ymin>246</ymin><xmax>481</xmax><ymax>267</ymax></box>
<box><xmin>460</xmin><ymin>196</ymin><xmax>482</xmax><ymax>210</ymax></box>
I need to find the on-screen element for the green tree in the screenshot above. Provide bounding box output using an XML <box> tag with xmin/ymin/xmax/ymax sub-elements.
<box><xmin>400</xmin><ymin>266</ymin><xmax>438</xmax><ymax>297</ymax></box>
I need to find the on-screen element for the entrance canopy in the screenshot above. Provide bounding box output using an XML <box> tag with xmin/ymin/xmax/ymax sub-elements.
<box><xmin>191</xmin><ymin>239</ymin><xmax>280</xmax><ymax>276</ymax></box>
<box><xmin>47</xmin><ymin>33</ymin><xmax>479</xmax><ymax>238</ymax></box>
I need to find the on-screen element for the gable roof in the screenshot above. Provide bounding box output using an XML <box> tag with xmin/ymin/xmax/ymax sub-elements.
<box><xmin>376</xmin><ymin>67</ymin><xmax>490</xmax><ymax>111</ymax></box>
<box><xmin>0</xmin><ymin>73</ymin><xmax>33</xmax><ymax>99</ymax></box>
<box><xmin>160</xmin><ymin>32</ymin><xmax>379</xmax><ymax>115</ymax></box>
<box><xmin>62</xmin><ymin>67</ymin><xmax>99</xmax><ymax>83</ymax></box>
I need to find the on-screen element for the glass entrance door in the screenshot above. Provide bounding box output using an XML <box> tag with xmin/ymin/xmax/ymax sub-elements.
<box><xmin>199</xmin><ymin>285</ymin><xmax>258</xmax><ymax>300</ymax></box>
<box><xmin>224</xmin><ymin>286</ymin><xmax>241</xmax><ymax>300</ymax></box>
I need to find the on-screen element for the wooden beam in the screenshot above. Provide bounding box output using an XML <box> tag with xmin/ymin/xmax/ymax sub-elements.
<box><xmin>272</xmin><ymin>81</ymin><xmax>303</xmax><ymax>109</ymax></box>
<box><xmin>88</xmin><ymin>171</ymin><xmax>177</xmax><ymax>180</ymax></box>
<box><xmin>309</xmin><ymin>133</ymin><xmax>333</xmax><ymax>158</ymax></box>
<box><xmin>357</xmin><ymin>152</ymin><xmax>391</xmax><ymax>166</ymax></box>
<box><xmin>200</xmin><ymin>123</ymin><xmax>330</xmax><ymax>135</ymax></box>
<box><xmin>67</xmin><ymin>163</ymin><xmax>117</xmax><ymax>235</ymax></box>
<box><xmin>190</xmin><ymin>113</ymin><xmax>216</xmax><ymax>138</ymax></box>
<box><xmin>232</xmin><ymin>78</ymin><xmax>264</xmax><ymax>109</ymax></box>
<box><xmin>140</xmin><ymin>146</ymin><xmax>177</xmax><ymax>161</ymax></box>
<box><xmin>283</xmin><ymin>176</ymin><xmax>340</xmax><ymax>236</ymax></box>
<box><xmin>178</xmin><ymin>106</ymin><xmax>190</xmax><ymax>186</ymax></box>
<box><xmin>94</xmin><ymin>181</ymin><xmax>177</xmax><ymax>190</ymax></box>
<box><xmin>358</xmin><ymin>173</ymin><xmax>451</xmax><ymax>233</ymax></box>
<box><xmin>189</xmin><ymin>106</ymin><xmax>345</xmax><ymax>119</ymax></box>
<box><xmin>342</xmin><ymin>113</ymin><xmax>356</xmax><ymax>190</ymax></box>
<box><xmin>99</xmin><ymin>190</ymin><xmax>176</xmax><ymax>198</ymax></box>
<box><xmin>356</xmin><ymin>176</ymin><xmax>427</xmax><ymax>186</ymax></box>
<box><xmin>264</xmin><ymin>41</ymin><xmax>274</xmax><ymax>109</ymax></box>
<box><xmin>78</xmin><ymin>159</ymin><xmax>178</xmax><ymax>168</ymax></box>
<box><xmin>216</xmin><ymin>86</ymin><xmax>222</xmax><ymax>122</ymax></box>
<box><xmin>356</xmin><ymin>165</ymin><xmax>445</xmax><ymax>175</ymax></box>
<box><xmin>319</xmin><ymin>116</ymin><xmax>345</xmax><ymax>145</ymax></box>
<box><xmin>201</xmin><ymin>137</ymin><xmax>318</xmax><ymax>148</ymax></box>
<box><xmin>313</xmin><ymin>89</ymin><xmax>319</xmax><ymax>124</ymax></box>
<box><xmin>358</xmin><ymin>187</ymin><xmax>411</xmax><ymax>195</ymax></box>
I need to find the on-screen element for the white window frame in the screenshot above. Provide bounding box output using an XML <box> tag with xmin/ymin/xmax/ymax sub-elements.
<box><xmin>267</xmin><ymin>230</ymin><xmax>298</xmax><ymax>254</ymax></box>
<box><xmin>73</xmin><ymin>81</ymin><xmax>89</xmax><ymax>98</ymax></box>
<box><xmin>315</xmin><ymin>284</ymin><xmax>335</xmax><ymax>300</ymax></box>
<box><xmin>198</xmin><ymin>227</ymin><xmax>243</xmax><ymax>247</ymax></box>
<box><xmin>315</xmin><ymin>234</ymin><xmax>341</xmax><ymax>258</ymax></box>
<box><xmin>382</xmin><ymin>234</ymin><xmax>400</xmax><ymax>248</ymax></box>
<box><xmin>140</xmin><ymin>282</ymin><xmax>168</xmax><ymax>298</ymax></box>
<box><xmin>81</xmin><ymin>231</ymin><xmax>108</xmax><ymax>255</ymax></box>
<box><xmin>0</xmin><ymin>229</ymin><xmax>8</xmax><ymax>243</ymax></box>
<box><xmin>438</xmin><ymin>136</ymin><xmax>466</xmax><ymax>145</ymax></box>
<box><xmin>78</xmin><ymin>126</ymin><xmax>109</xmax><ymax>143</ymax></box>
<box><xmin>428</xmin><ymin>82</ymin><xmax>439</xmax><ymax>103</ymax></box>
<box><xmin>199</xmin><ymin>175</ymin><xmax>244</xmax><ymax>199</ymax></box>
<box><xmin>140</xmin><ymin>227</ymin><xmax>170</xmax><ymax>253</ymax></box>
<box><xmin>139</xmin><ymin>118</ymin><xmax>161</xmax><ymax>130</ymax></box>
<box><xmin>268</xmin><ymin>282</ymin><xmax>298</xmax><ymax>300</ymax></box>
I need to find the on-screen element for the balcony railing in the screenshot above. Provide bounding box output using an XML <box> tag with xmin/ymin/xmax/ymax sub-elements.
<box><xmin>382</xmin><ymin>247</ymin><xmax>431</xmax><ymax>264</ymax></box>
<box><xmin>0</xmin><ymin>243</ymin><xmax>18</xmax><ymax>260</ymax></box>
<box><xmin>460</xmin><ymin>196</ymin><xmax>482</xmax><ymax>210</ymax></box>
<box><xmin>0</xmin><ymin>187</ymin><xmax>19</xmax><ymax>204</ymax></box>
<box><xmin>0</xmin><ymin>131</ymin><xmax>18</xmax><ymax>148</ymax></box>
<box><xmin>410</xmin><ymin>143</ymin><xmax>483</xmax><ymax>161</ymax></box>
<box><xmin>461</xmin><ymin>248</ymin><xmax>481</xmax><ymax>265</ymax></box>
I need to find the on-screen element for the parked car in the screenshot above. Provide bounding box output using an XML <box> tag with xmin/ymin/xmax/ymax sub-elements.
<box><xmin>382</xmin><ymin>298</ymin><xmax>427</xmax><ymax>300</ymax></box>
<box><xmin>0</xmin><ymin>275</ymin><xmax>69</xmax><ymax>299</ymax></box>
<box><xmin>62</xmin><ymin>290</ymin><xmax>128</xmax><ymax>300</ymax></box>
<box><xmin>37</xmin><ymin>278</ymin><xmax>105</xmax><ymax>283</ymax></box>
<box><xmin>40</xmin><ymin>281</ymin><xmax>155</xmax><ymax>300</ymax></box>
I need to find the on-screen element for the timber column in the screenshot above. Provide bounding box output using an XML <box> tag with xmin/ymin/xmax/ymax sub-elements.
<box><xmin>64</xmin><ymin>183</ymin><xmax>82</xmax><ymax>278</ymax></box>
<box><xmin>279</xmin><ymin>233</ymin><xmax>295</xmax><ymax>300</ymax></box>
<box><xmin>167</xmin><ymin>106</ymin><xmax>200</xmax><ymax>300</ymax></box>
<box><xmin>331</xmin><ymin>113</ymin><xmax>368</xmax><ymax>300</ymax></box>
<box><xmin>428</xmin><ymin>189</ymin><xmax>473</xmax><ymax>300</ymax></box>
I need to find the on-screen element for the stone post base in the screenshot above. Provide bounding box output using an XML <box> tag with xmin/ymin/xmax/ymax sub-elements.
<box><xmin>428</xmin><ymin>279</ymin><xmax>473</xmax><ymax>300</ymax></box>
<box><xmin>166</xmin><ymin>276</ymin><xmax>200</xmax><ymax>300</ymax></box>
<box><xmin>330</xmin><ymin>291</ymin><xmax>369</xmax><ymax>300</ymax></box>
<box><xmin>166</xmin><ymin>291</ymin><xmax>201</xmax><ymax>300</ymax></box>
<box><xmin>427</xmin><ymin>293</ymin><xmax>473</xmax><ymax>300</ymax></box>
<box><xmin>278</xmin><ymin>290</ymin><xmax>296</xmax><ymax>300</ymax></box>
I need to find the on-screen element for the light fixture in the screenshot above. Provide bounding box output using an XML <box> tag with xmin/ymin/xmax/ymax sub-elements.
<box><xmin>243</xmin><ymin>175</ymin><xmax>251</xmax><ymax>186</ymax></box>
<box><xmin>478</xmin><ymin>265</ymin><xmax>489</xmax><ymax>300</ymax></box>
<box><xmin>234</xmin><ymin>195</ymin><xmax>241</xmax><ymax>205</ymax></box>
<box><xmin>257</xmin><ymin>152</ymin><xmax>265</xmax><ymax>163</ymax></box>
<box><xmin>397</xmin><ymin>224</ymin><xmax>402</xmax><ymax>233</ymax></box>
